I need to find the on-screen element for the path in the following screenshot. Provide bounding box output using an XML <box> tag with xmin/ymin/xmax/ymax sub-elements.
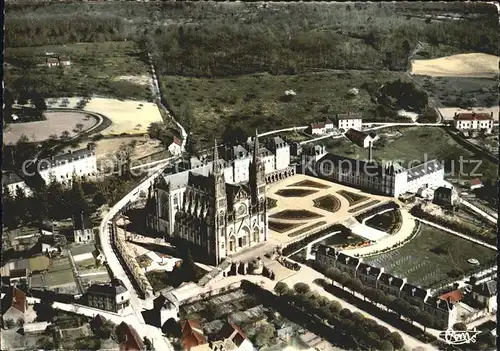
<box><xmin>460</xmin><ymin>199</ymin><xmax>497</xmax><ymax>223</ymax></box>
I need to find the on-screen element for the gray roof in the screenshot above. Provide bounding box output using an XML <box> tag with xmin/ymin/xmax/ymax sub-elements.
<box><xmin>318</xmin><ymin>153</ymin><xmax>386</xmax><ymax>176</ymax></box>
<box><xmin>2</xmin><ymin>171</ymin><xmax>24</xmax><ymax>186</ymax></box>
<box><xmin>87</xmin><ymin>278</ymin><xmax>127</xmax><ymax>296</ymax></box>
<box><xmin>357</xmin><ymin>263</ymin><xmax>381</xmax><ymax>277</ymax></box>
<box><xmin>70</xmin><ymin>243</ymin><xmax>95</xmax><ymax>256</ymax></box>
<box><xmin>73</xmin><ymin>211</ymin><xmax>92</xmax><ymax>231</ymax></box>
<box><xmin>336</xmin><ymin>113</ymin><xmax>362</xmax><ymax>120</ymax></box>
<box><xmin>379</xmin><ymin>273</ymin><xmax>404</xmax><ymax>288</ymax></box>
<box><xmin>407</xmin><ymin>159</ymin><xmax>442</xmax><ymax>182</ymax></box>
<box><xmin>401</xmin><ymin>283</ymin><xmax>428</xmax><ymax>300</ymax></box>
<box><xmin>40</xmin><ymin>148</ymin><xmax>95</xmax><ymax>169</ymax></box>
<box><xmin>472</xmin><ymin>280</ymin><xmax>497</xmax><ymax>297</ymax></box>
<box><xmin>336</xmin><ymin>253</ymin><xmax>359</xmax><ymax>267</ymax></box>
<box><xmin>426</xmin><ymin>296</ymin><xmax>454</xmax><ymax>311</ymax></box>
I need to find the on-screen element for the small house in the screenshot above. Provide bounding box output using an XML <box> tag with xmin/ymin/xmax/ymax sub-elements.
<box><xmin>423</xmin><ymin>296</ymin><xmax>458</xmax><ymax>329</ymax></box>
<box><xmin>433</xmin><ymin>186</ymin><xmax>459</xmax><ymax>207</ymax></box>
<box><xmin>345</xmin><ymin>128</ymin><xmax>379</xmax><ymax>148</ymax></box>
<box><xmin>217</xmin><ymin>321</ymin><xmax>254</xmax><ymax>351</ymax></box>
<box><xmin>335</xmin><ymin>113</ymin><xmax>363</xmax><ymax>131</ymax></box>
<box><xmin>9</xmin><ymin>268</ymin><xmax>29</xmax><ymax>285</ymax></box>
<box><xmin>181</xmin><ymin>320</ymin><xmax>208</xmax><ymax>351</ymax></box>
<box><xmin>39</xmin><ymin>221</ymin><xmax>55</xmax><ymax>236</ymax></box>
<box><xmin>168</xmin><ymin>136</ymin><xmax>183</xmax><ymax>156</ymax></box>
<box><xmin>1</xmin><ymin>286</ymin><xmax>27</xmax><ymax>326</ymax></box>
<box><xmin>471</xmin><ymin>280</ymin><xmax>497</xmax><ymax>312</ymax></box>
<box><xmin>46</xmin><ymin>57</ymin><xmax>59</xmax><ymax>68</ymax></box>
<box><xmin>307</xmin><ymin>122</ymin><xmax>326</xmax><ymax>136</ymax></box>
<box><xmin>73</xmin><ymin>211</ymin><xmax>94</xmax><ymax>243</ymax></box>
<box><xmin>59</xmin><ymin>56</ymin><xmax>71</xmax><ymax>66</ymax></box>
<box><xmin>467</xmin><ymin>179</ymin><xmax>483</xmax><ymax>191</ymax></box>
<box><xmin>116</xmin><ymin>322</ymin><xmax>146</xmax><ymax>351</ymax></box>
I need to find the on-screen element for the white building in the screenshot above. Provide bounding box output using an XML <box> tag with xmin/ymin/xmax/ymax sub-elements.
<box><xmin>2</xmin><ymin>171</ymin><xmax>31</xmax><ymax>196</ymax></box>
<box><xmin>153</xmin><ymin>292</ymin><xmax>179</xmax><ymax>326</ymax></box>
<box><xmin>87</xmin><ymin>278</ymin><xmax>130</xmax><ymax>313</ymax></box>
<box><xmin>168</xmin><ymin>136</ymin><xmax>183</xmax><ymax>156</ymax></box>
<box><xmin>335</xmin><ymin>113</ymin><xmax>363</xmax><ymax>131</ymax></box>
<box><xmin>453</xmin><ymin>112</ymin><xmax>494</xmax><ymax>134</ymax></box>
<box><xmin>46</xmin><ymin>57</ymin><xmax>59</xmax><ymax>68</ymax></box>
<box><xmin>37</xmin><ymin>148</ymin><xmax>97</xmax><ymax>185</ymax></box>
<box><xmin>59</xmin><ymin>56</ymin><xmax>71</xmax><ymax>66</ymax></box>
<box><xmin>73</xmin><ymin>212</ymin><xmax>94</xmax><ymax>244</ymax></box>
<box><xmin>306</xmin><ymin>120</ymin><xmax>334</xmax><ymax>135</ymax></box>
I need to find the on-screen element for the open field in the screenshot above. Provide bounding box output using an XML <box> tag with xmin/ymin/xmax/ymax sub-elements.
<box><xmin>4</xmin><ymin>41</ymin><xmax>151</xmax><ymax>99</ymax></box>
<box><xmin>161</xmin><ymin>71</ymin><xmax>405</xmax><ymax>148</ymax></box>
<box><xmin>323</xmin><ymin>127</ymin><xmax>498</xmax><ymax>182</ymax></box>
<box><xmin>364</xmin><ymin>224</ymin><xmax>497</xmax><ymax>287</ymax></box>
<box><xmin>4</xmin><ymin>111</ymin><xmax>97</xmax><ymax>144</ymax></box>
<box><xmin>410</xmin><ymin>53</ymin><xmax>499</xmax><ymax>78</ymax></box>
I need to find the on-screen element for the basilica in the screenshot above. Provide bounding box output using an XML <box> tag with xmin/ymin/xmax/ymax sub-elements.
<box><xmin>146</xmin><ymin>133</ymin><xmax>293</xmax><ymax>264</ymax></box>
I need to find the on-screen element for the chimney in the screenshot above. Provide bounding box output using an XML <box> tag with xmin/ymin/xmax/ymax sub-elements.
<box><xmin>368</xmin><ymin>141</ymin><xmax>373</xmax><ymax>162</ymax></box>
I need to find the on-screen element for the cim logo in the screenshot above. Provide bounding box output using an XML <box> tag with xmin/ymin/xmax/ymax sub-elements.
<box><xmin>440</xmin><ymin>327</ymin><xmax>481</xmax><ymax>345</ymax></box>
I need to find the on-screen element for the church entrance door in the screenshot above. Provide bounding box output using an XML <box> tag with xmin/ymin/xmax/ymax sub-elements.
<box><xmin>229</xmin><ymin>236</ymin><xmax>236</xmax><ymax>252</ymax></box>
<box><xmin>238</xmin><ymin>238</ymin><xmax>243</xmax><ymax>248</ymax></box>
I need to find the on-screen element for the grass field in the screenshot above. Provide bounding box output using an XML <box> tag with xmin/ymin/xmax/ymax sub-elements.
<box><xmin>364</xmin><ymin>224</ymin><xmax>497</xmax><ymax>287</ymax></box>
<box><xmin>323</xmin><ymin>127</ymin><xmax>498</xmax><ymax>182</ymax></box>
<box><xmin>161</xmin><ymin>71</ymin><xmax>405</xmax><ymax>148</ymax></box>
<box><xmin>4</xmin><ymin>41</ymin><xmax>151</xmax><ymax>99</ymax></box>
<box><xmin>365</xmin><ymin>209</ymin><xmax>402</xmax><ymax>234</ymax></box>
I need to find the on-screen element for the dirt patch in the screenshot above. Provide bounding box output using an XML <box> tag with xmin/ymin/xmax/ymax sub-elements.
<box><xmin>4</xmin><ymin>111</ymin><xmax>97</xmax><ymax>144</ymax></box>
<box><xmin>411</xmin><ymin>53</ymin><xmax>499</xmax><ymax>78</ymax></box>
<box><xmin>115</xmin><ymin>75</ymin><xmax>152</xmax><ymax>86</ymax></box>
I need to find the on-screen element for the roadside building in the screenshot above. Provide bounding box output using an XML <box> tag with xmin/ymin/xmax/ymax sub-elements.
<box><xmin>335</xmin><ymin>253</ymin><xmax>361</xmax><ymax>277</ymax></box>
<box><xmin>86</xmin><ymin>278</ymin><xmax>130</xmax><ymax>313</ymax></box>
<box><xmin>307</xmin><ymin>122</ymin><xmax>327</xmax><ymax>135</ymax></box>
<box><xmin>453</xmin><ymin>112</ymin><xmax>494</xmax><ymax>134</ymax></box>
<box><xmin>153</xmin><ymin>292</ymin><xmax>179</xmax><ymax>326</ymax></box>
<box><xmin>2</xmin><ymin>171</ymin><xmax>31</xmax><ymax>197</ymax></box>
<box><xmin>424</xmin><ymin>296</ymin><xmax>458</xmax><ymax>329</ymax></box>
<box><xmin>23</xmin><ymin>321</ymin><xmax>51</xmax><ymax>334</ymax></box>
<box><xmin>39</xmin><ymin>235</ymin><xmax>59</xmax><ymax>255</ymax></box>
<box><xmin>433</xmin><ymin>185</ymin><xmax>459</xmax><ymax>207</ymax></box>
<box><xmin>467</xmin><ymin>179</ymin><xmax>483</xmax><ymax>191</ymax></box>
<box><xmin>39</xmin><ymin>221</ymin><xmax>55</xmax><ymax>236</ymax></box>
<box><xmin>357</xmin><ymin>263</ymin><xmax>384</xmax><ymax>288</ymax></box>
<box><xmin>9</xmin><ymin>268</ymin><xmax>29</xmax><ymax>286</ymax></box>
<box><xmin>168</xmin><ymin>136</ymin><xmax>183</xmax><ymax>156</ymax></box>
<box><xmin>471</xmin><ymin>280</ymin><xmax>497</xmax><ymax>312</ymax></box>
<box><xmin>59</xmin><ymin>56</ymin><xmax>71</xmax><ymax>66</ymax></box>
<box><xmin>314</xmin><ymin>245</ymin><xmax>338</xmax><ymax>269</ymax></box>
<box><xmin>335</xmin><ymin>113</ymin><xmax>363</xmax><ymax>131</ymax></box>
<box><xmin>116</xmin><ymin>322</ymin><xmax>146</xmax><ymax>351</ymax></box>
<box><xmin>1</xmin><ymin>286</ymin><xmax>27</xmax><ymax>326</ymax></box>
<box><xmin>401</xmin><ymin>283</ymin><xmax>430</xmax><ymax>308</ymax></box>
<box><xmin>46</xmin><ymin>57</ymin><xmax>59</xmax><ymax>68</ymax></box>
<box><xmin>345</xmin><ymin>128</ymin><xmax>379</xmax><ymax>148</ymax></box>
<box><xmin>73</xmin><ymin>211</ymin><xmax>94</xmax><ymax>243</ymax></box>
<box><xmin>217</xmin><ymin>321</ymin><xmax>254</xmax><ymax>351</ymax></box>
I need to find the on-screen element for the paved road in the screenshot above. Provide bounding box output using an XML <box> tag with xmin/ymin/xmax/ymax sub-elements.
<box><xmin>460</xmin><ymin>199</ymin><xmax>498</xmax><ymax>223</ymax></box>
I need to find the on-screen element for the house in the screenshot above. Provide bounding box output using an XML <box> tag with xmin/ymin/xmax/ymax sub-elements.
<box><xmin>11</xmin><ymin>233</ymin><xmax>40</xmax><ymax>252</ymax></box>
<box><xmin>46</xmin><ymin>57</ymin><xmax>59</xmax><ymax>68</ymax></box>
<box><xmin>92</xmin><ymin>249</ymin><xmax>106</xmax><ymax>265</ymax></box>
<box><xmin>307</xmin><ymin>122</ymin><xmax>327</xmax><ymax>135</ymax></box>
<box><xmin>314</xmin><ymin>245</ymin><xmax>338</xmax><ymax>269</ymax></box>
<box><xmin>1</xmin><ymin>286</ymin><xmax>27</xmax><ymax>326</ymax></box>
<box><xmin>2</xmin><ymin>171</ymin><xmax>31</xmax><ymax>197</ymax></box>
<box><xmin>377</xmin><ymin>273</ymin><xmax>405</xmax><ymax>297</ymax></box>
<box><xmin>9</xmin><ymin>268</ymin><xmax>29</xmax><ymax>285</ymax></box>
<box><xmin>467</xmin><ymin>179</ymin><xmax>483</xmax><ymax>191</ymax></box>
<box><xmin>335</xmin><ymin>253</ymin><xmax>361</xmax><ymax>277</ymax></box>
<box><xmin>335</xmin><ymin>113</ymin><xmax>363</xmax><ymax>131</ymax></box>
<box><xmin>401</xmin><ymin>284</ymin><xmax>430</xmax><ymax>308</ymax></box>
<box><xmin>273</xmin><ymin>319</ymin><xmax>294</xmax><ymax>340</ymax></box>
<box><xmin>23</xmin><ymin>321</ymin><xmax>51</xmax><ymax>334</ymax></box>
<box><xmin>181</xmin><ymin>320</ymin><xmax>208</xmax><ymax>351</ymax></box>
<box><xmin>345</xmin><ymin>128</ymin><xmax>379</xmax><ymax>148</ymax></box>
<box><xmin>116</xmin><ymin>322</ymin><xmax>146</xmax><ymax>351</ymax></box>
<box><xmin>73</xmin><ymin>211</ymin><xmax>94</xmax><ymax>243</ymax></box>
<box><xmin>168</xmin><ymin>136</ymin><xmax>183</xmax><ymax>156</ymax></box>
<box><xmin>357</xmin><ymin>263</ymin><xmax>384</xmax><ymax>288</ymax></box>
<box><xmin>433</xmin><ymin>185</ymin><xmax>459</xmax><ymax>207</ymax></box>
<box><xmin>453</xmin><ymin>112</ymin><xmax>494</xmax><ymax>134</ymax></box>
<box><xmin>153</xmin><ymin>292</ymin><xmax>179</xmax><ymax>326</ymax></box>
<box><xmin>438</xmin><ymin>290</ymin><xmax>463</xmax><ymax>304</ymax></box>
<box><xmin>191</xmin><ymin>340</ymin><xmax>238</xmax><ymax>351</ymax></box>
<box><xmin>39</xmin><ymin>221</ymin><xmax>55</xmax><ymax>236</ymax></box>
<box><xmin>471</xmin><ymin>280</ymin><xmax>497</xmax><ymax>312</ymax></box>
<box><xmin>59</xmin><ymin>56</ymin><xmax>71</xmax><ymax>66</ymax></box>
<box><xmin>86</xmin><ymin>278</ymin><xmax>130</xmax><ymax>313</ymax></box>
<box><xmin>217</xmin><ymin>321</ymin><xmax>254</xmax><ymax>351</ymax></box>
<box><xmin>39</xmin><ymin>235</ymin><xmax>59</xmax><ymax>255</ymax></box>
<box><xmin>90</xmin><ymin>314</ymin><xmax>107</xmax><ymax>334</ymax></box>
<box><xmin>290</xmin><ymin>142</ymin><xmax>302</xmax><ymax>157</ymax></box>
<box><xmin>423</xmin><ymin>296</ymin><xmax>458</xmax><ymax>329</ymax></box>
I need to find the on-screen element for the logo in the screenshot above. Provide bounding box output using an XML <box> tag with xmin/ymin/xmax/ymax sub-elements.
<box><xmin>439</xmin><ymin>327</ymin><xmax>481</xmax><ymax>345</ymax></box>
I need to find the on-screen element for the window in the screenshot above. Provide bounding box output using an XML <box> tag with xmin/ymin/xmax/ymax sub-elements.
<box><xmin>221</xmin><ymin>242</ymin><xmax>224</xmax><ymax>249</ymax></box>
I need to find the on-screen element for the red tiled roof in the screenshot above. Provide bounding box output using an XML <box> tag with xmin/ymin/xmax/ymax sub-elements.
<box><xmin>345</xmin><ymin>128</ymin><xmax>369</xmax><ymax>145</ymax></box>
<box><xmin>218</xmin><ymin>322</ymin><xmax>248</xmax><ymax>347</ymax></box>
<box><xmin>454</xmin><ymin>112</ymin><xmax>493</xmax><ymax>121</ymax></box>
<box><xmin>173</xmin><ymin>136</ymin><xmax>182</xmax><ymax>146</ymax></box>
<box><xmin>470</xmin><ymin>179</ymin><xmax>482</xmax><ymax>186</ymax></box>
<box><xmin>438</xmin><ymin>290</ymin><xmax>463</xmax><ymax>303</ymax></box>
<box><xmin>117</xmin><ymin>322</ymin><xmax>145</xmax><ymax>351</ymax></box>
<box><xmin>181</xmin><ymin>320</ymin><xmax>207</xmax><ymax>350</ymax></box>
<box><xmin>10</xmin><ymin>287</ymin><xmax>27</xmax><ymax>313</ymax></box>
<box><xmin>47</xmin><ymin>58</ymin><xmax>59</xmax><ymax>64</ymax></box>
<box><xmin>311</xmin><ymin>123</ymin><xmax>325</xmax><ymax>129</ymax></box>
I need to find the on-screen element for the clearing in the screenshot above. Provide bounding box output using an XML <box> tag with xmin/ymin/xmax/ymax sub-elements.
<box><xmin>363</xmin><ymin>223</ymin><xmax>497</xmax><ymax>288</ymax></box>
<box><xmin>4</xmin><ymin>111</ymin><xmax>98</xmax><ymax>144</ymax></box>
<box><xmin>410</xmin><ymin>53</ymin><xmax>499</xmax><ymax>78</ymax></box>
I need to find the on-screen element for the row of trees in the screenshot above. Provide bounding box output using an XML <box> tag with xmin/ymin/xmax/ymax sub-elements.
<box><xmin>274</xmin><ymin>281</ymin><xmax>405</xmax><ymax>350</ymax></box>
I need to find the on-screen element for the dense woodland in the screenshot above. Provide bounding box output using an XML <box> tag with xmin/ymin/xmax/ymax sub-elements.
<box><xmin>5</xmin><ymin>2</ymin><xmax>499</xmax><ymax>76</ymax></box>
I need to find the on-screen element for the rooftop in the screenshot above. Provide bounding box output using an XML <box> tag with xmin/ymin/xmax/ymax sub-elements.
<box><xmin>379</xmin><ymin>273</ymin><xmax>404</xmax><ymax>288</ymax></box>
<box><xmin>407</xmin><ymin>159</ymin><xmax>442</xmax><ymax>182</ymax></box>
<box><xmin>173</xmin><ymin>136</ymin><xmax>183</xmax><ymax>146</ymax></box>
<box><xmin>2</xmin><ymin>171</ymin><xmax>24</xmax><ymax>186</ymax></box>
<box><xmin>454</xmin><ymin>112</ymin><xmax>493</xmax><ymax>121</ymax></box>
<box><xmin>39</xmin><ymin>148</ymin><xmax>95</xmax><ymax>169</ymax></box>
<box><xmin>73</xmin><ymin>211</ymin><xmax>92</xmax><ymax>231</ymax></box>
<box><xmin>87</xmin><ymin>278</ymin><xmax>127</xmax><ymax>296</ymax></box>
<box><xmin>336</xmin><ymin>113</ymin><xmax>362</xmax><ymax>120</ymax></box>
<box><xmin>2</xmin><ymin>286</ymin><xmax>26</xmax><ymax>314</ymax></box>
<box><xmin>438</xmin><ymin>289</ymin><xmax>463</xmax><ymax>303</ymax></box>
<box><xmin>472</xmin><ymin>280</ymin><xmax>497</xmax><ymax>297</ymax></box>
<box><xmin>117</xmin><ymin>322</ymin><xmax>145</xmax><ymax>351</ymax></box>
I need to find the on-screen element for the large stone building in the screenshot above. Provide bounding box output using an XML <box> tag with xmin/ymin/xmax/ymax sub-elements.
<box><xmin>86</xmin><ymin>278</ymin><xmax>130</xmax><ymax>313</ymax></box>
<box><xmin>453</xmin><ymin>112</ymin><xmax>494</xmax><ymax>134</ymax></box>
<box><xmin>147</xmin><ymin>134</ymin><xmax>293</xmax><ymax>263</ymax></box>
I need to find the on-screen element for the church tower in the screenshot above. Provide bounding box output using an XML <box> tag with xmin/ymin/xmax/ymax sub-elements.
<box><xmin>250</xmin><ymin>130</ymin><xmax>266</xmax><ymax>208</ymax></box>
<box><xmin>212</xmin><ymin>140</ymin><xmax>227</xmax><ymax>262</ymax></box>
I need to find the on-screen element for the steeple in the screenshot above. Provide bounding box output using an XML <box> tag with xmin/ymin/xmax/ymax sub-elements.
<box><xmin>253</xmin><ymin>129</ymin><xmax>259</xmax><ymax>163</ymax></box>
<box><xmin>213</xmin><ymin>139</ymin><xmax>220</xmax><ymax>174</ymax></box>
<box><xmin>250</xmin><ymin>130</ymin><xmax>266</xmax><ymax>206</ymax></box>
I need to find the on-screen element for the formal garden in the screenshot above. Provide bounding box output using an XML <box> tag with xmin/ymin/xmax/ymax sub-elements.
<box><xmin>313</xmin><ymin>194</ymin><xmax>341</xmax><ymax>213</ymax></box>
<box><xmin>276</xmin><ymin>188</ymin><xmax>318</xmax><ymax>197</ymax></box>
<box><xmin>348</xmin><ymin>200</ymin><xmax>381</xmax><ymax>214</ymax></box>
<box><xmin>270</xmin><ymin>209</ymin><xmax>322</xmax><ymax>220</ymax></box>
<box><xmin>268</xmin><ymin>220</ymin><xmax>305</xmax><ymax>234</ymax></box>
<box><xmin>266</xmin><ymin>198</ymin><xmax>278</xmax><ymax>210</ymax></box>
<box><xmin>287</xmin><ymin>179</ymin><xmax>330</xmax><ymax>189</ymax></box>
<box><xmin>337</xmin><ymin>190</ymin><xmax>368</xmax><ymax>206</ymax></box>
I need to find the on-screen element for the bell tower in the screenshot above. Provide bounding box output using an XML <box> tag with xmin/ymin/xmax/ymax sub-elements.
<box><xmin>250</xmin><ymin>130</ymin><xmax>266</xmax><ymax>208</ymax></box>
<box><xmin>212</xmin><ymin>139</ymin><xmax>227</xmax><ymax>263</ymax></box>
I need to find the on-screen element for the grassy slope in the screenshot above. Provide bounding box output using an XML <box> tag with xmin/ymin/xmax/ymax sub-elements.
<box><xmin>364</xmin><ymin>224</ymin><xmax>497</xmax><ymax>287</ymax></box>
<box><xmin>161</xmin><ymin>71</ymin><xmax>405</xmax><ymax>147</ymax></box>
<box><xmin>4</xmin><ymin>41</ymin><xmax>151</xmax><ymax>99</ymax></box>
<box><xmin>323</xmin><ymin>127</ymin><xmax>498</xmax><ymax>182</ymax></box>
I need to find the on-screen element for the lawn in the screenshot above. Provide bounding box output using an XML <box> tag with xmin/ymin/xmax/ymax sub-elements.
<box><xmin>364</xmin><ymin>224</ymin><xmax>497</xmax><ymax>288</ymax></box>
<box><xmin>161</xmin><ymin>71</ymin><xmax>405</xmax><ymax>149</ymax></box>
<box><xmin>275</xmin><ymin>189</ymin><xmax>318</xmax><ymax>197</ymax></box>
<box><xmin>313</xmin><ymin>195</ymin><xmax>341</xmax><ymax>213</ymax></box>
<box><xmin>288</xmin><ymin>179</ymin><xmax>330</xmax><ymax>189</ymax></box>
<box><xmin>324</xmin><ymin>127</ymin><xmax>498</xmax><ymax>182</ymax></box>
<box><xmin>268</xmin><ymin>220</ymin><xmax>305</xmax><ymax>234</ymax></box>
<box><xmin>270</xmin><ymin>209</ymin><xmax>322</xmax><ymax>220</ymax></box>
<box><xmin>4</xmin><ymin>41</ymin><xmax>151</xmax><ymax>100</ymax></box>
<box><xmin>365</xmin><ymin>209</ymin><xmax>403</xmax><ymax>234</ymax></box>
<box><xmin>337</xmin><ymin>190</ymin><xmax>369</xmax><ymax>206</ymax></box>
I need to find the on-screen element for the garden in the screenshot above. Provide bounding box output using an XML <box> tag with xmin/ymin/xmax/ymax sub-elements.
<box><xmin>337</xmin><ymin>190</ymin><xmax>368</xmax><ymax>206</ymax></box>
<box><xmin>288</xmin><ymin>179</ymin><xmax>330</xmax><ymax>189</ymax></box>
<box><xmin>363</xmin><ymin>224</ymin><xmax>497</xmax><ymax>288</ymax></box>
<box><xmin>268</xmin><ymin>220</ymin><xmax>305</xmax><ymax>234</ymax></box>
<box><xmin>313</xmin><ymin>195</ymin><xmax>341</xmax><ymax>213</ymax></box>
<box><xmin>348</xmin><ymin>200</ymin><xmax>381</xmax><ymax>214</ymax></box>
<box><xmin>287</xmin><ymin>221</ymin><xmax>328</xmax><ymax>238</ymax></box>
<box><xmin>270</xmin><ymin>209</ymin><xmax>322</xmax><ymax>220</ymax></box>
<box><xmin>276</xmin><ymin>188</ymin><xmax>318</xmax><ymax>198</ymax></box>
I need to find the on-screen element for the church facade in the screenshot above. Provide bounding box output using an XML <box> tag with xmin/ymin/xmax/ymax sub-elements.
<box><xmin>146</xmin><ymin>134</ymin><xmax>278</xmax><ymax>263</ymax></box>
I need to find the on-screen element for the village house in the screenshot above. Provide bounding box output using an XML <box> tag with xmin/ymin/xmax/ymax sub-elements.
<box><xmin>73</xmin><ymin>211</ymin><xmax>94</xmax><ymax>243</ymax></box>
<box><xmin>467</xmin><ymin>178</ymin><xmax>483</xmax><ymax>191</ymax></box>
<box><xmin>39</xmin><ymin>221</ymin><xmax>55</xmax><ymax>236</ymax></box>
<box><xmin>357</xmin><ymin>263</ymin><xmax>384</xmax><ymax>288</ymax></box>
<box><xmin>86</xmin><ymin>278</ymin><xmax>130</xmax><ymax>313</ymax></box>
<box><xmin>8</xmin><ymin>268</ymin><xmax>29</xmax><ymax>286</ymax></box>
<box><xmin>59</xmin><ymin>55</ymin><xmax>71</xmax><ymax>66</ymax></box>
<box><xmin>1</xmin><ymin>286</ymin><xmax>27</xmax><ymax>326</ymax></box>
<box><xmin>168</xmin><ymin>136</ymin><xmax>183</xmax><ymax>156</ymax></box>
<box><xmin>216</xmin><ymin>321</ymin><xmax>254</xmax><ymax>351</ymax></box>
<box><xmin>153</xmin><ymin>292</ymin><xmax>179</xmax><ymax>328</ymax></box>
<box><xmin>471</xmin><ymin>280</ymin><xmax>497</xmax><ymax>313</ymax></box>
<box><xmin>377</xmin><ymin>273</ymin><xmax>406</xmax><ymax>297</ymax></box>
<box><xmin>2</xmin><ymin>171</ymin><xmax>31</xmax><ymax>197</ymax></box>
<box><xmin>345</xmin><ymin>128</ymin><xmax>379</xmax><ymax>148</ymax></box>
<box><xmin>335</xmin><ymin>253</ymin><xmax>361</xmax><ymax>277</ymax></box>
<box><xmin>400</xmin><ymin>283</ymin><xmax>430</xmax><ymax>308</ymax></box>
<box><xmin>335</xmin><ymin>113</ymin><xmax>363</xmax><ymax>131</ymax></box>
<box><xmin>306</xmin><ymin>120</ymin><xmax>334</xmax><ymax>135</ymax></box>
<box><xmin>46</xmin><ymin>57</ymin><xmax>59</xmax><ymax>68</ymax></box>
<box><xmin>180</xmin><ymin>320</ymin><xmax>208</xmax><ymax>351</ymax></box>
<box><xmin>423</xmin><ymin>295</ymin><xmax>458</xmax><ymax>329</ymax></box>
<box><xmin>39</xmin><ymin>235</ymin><xmax>59</xmax><ymax>255</ymax></box>
<box><xmin>433</xmin><ymin>185</ymin><xmax>460</xmax><ymax>207</ymax></box>
<box><xmin>116</xmin><ymin>322</ymin><xmax>146</xmax><ymax>351</ymax></box>
<box><xmin>453</xmin><ymin>112</ymin><xmax>494</xmax><ymax>134</ymax></box>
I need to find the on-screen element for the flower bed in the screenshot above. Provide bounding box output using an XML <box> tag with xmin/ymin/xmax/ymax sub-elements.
<box><xmin>287</xmin><ymin>179</ymin><xmax>330</xmax><ymax>189</ymax></box>
<box><xmin>313</xmin><ymin>195</ymin><xmax>341</xmax><ymax>213</ymax></box>
<box><xmin>276</xmin><ymin>188</ymin><xmax>318</xmax><ymax>197</ymax></box>
<box><xmin>337</xmin><ymin>190</ymin><xmax>368</xmax><ymax>206</ymax></box>
<box><xmin>348</xmin><ymin>200</ymin><xmax>381</xmax><ymax>214</ymax></box>
<box><xmin>270</xmin><ymin>209</ymin><xmax>322</xmax><ymax>220</ymax></box>
<box><xmin>287</xmin><ymin>221</ymin><xmax>328</xmax><ymax>238</ymax></box>
<box><xmin>268</xmin><ymin>220</ymin><xmax>305</xmax><ymax>233</ymax></box>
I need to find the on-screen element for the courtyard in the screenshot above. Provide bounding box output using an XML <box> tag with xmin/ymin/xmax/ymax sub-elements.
<box><xmin>363</xmin><ymin>224</ymin><xmax>497</xmax><ymax>288</ymax></box>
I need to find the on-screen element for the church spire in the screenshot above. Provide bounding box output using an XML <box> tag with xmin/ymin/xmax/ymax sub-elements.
<box><xmin>213</xmin><ymin>139</ymin><xmax>220</xmax><ymax>174</ymax></box>
<box><xmin>253</xmin><ymin>129</ymin><xmax>259</xmax><ymax>162</ymax></box>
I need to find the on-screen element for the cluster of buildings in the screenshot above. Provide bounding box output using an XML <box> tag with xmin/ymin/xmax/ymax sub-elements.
<box><xmin>315</xmin><ymin>245</ymin><xmax>497</xmax><ymax>328</ymax></box>
<box><xmin>146</xmin><ymin>134</ymin><xmax>294</xmax><ymax>264</ymax></box>
<box><xmin>306</xmin><ymin>113</ymin><xmax>363</xmax><ymax>135</ymax></box>
<box><xmin>46</xmin><ymin>55</ymin><xmax>71</xmax><ymax>68</ymax></box>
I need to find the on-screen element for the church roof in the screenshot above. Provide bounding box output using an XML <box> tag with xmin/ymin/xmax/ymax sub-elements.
<box><xmin>226</xmin><ymin>183</ymin><xmax>249</xmax><ymax>203</ymax></box>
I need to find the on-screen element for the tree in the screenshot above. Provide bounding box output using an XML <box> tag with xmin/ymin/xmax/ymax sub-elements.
<box><xmin>222</xmin><ymin>125</ymin><xmax>246</xmax><ymax>147</ymax></box>
<box><xmin>386</xmin><ymin>332</ymin><xmax>405</xmax><ymax>350</ymax></box>
<box><xmin>327</xmin><ymin>300</ymin><xmax>342</xmax><ymax>316</ymax></box>
<box><xmin>336</xmin><ymin>272</ymin><xmax>349</xmax><ymax>289</ymax></box>
<box><xmin>254</xmin><ymin>323</ymin><xmax>274</xmax><ymax>348</ymax></box>
<box><xmin>379</xmin><ymin>340</ymin><xmax>395</xmax><ymax>351</ymax></box>
<box><xmin>408</xmin><ymin>305</ymin><xmax>420</xmax><ymax>325</ymax></box>
<box><xmin>274</xmin><ymin>282</ymin><xmax>289</xmax><ymax>296</ymax></box>
<box><xmin>453</xmin><ymin>322</ymin><xmax>467</xmax><ymax>331</ymax></box>
<box><xmin>351</xmin><ymin>311</ymin><xmax>365</xmax><ymax>324</ymax></box>
<box><xmin>374</xmin><ymin>325</ymin><xmax>391</xmax><ymax>340</ymax></box>
<box><xmin>75</xmin><ymin>123</ymin><xmax>84</xmax><ymax>133</ymax></box>
<box><xmin>416</xmin><ymin>311</ymin><xmax>435</xmax><ymax>333</ymax></box>
<box><xmin>293</xmin><ymin>282</ymin><xmax>310</xmax><ymax>295</ymax></box>
<box><xmin>162</xmin><ymin>318</ymin><xmax>181</xmax><ymax>338</ymax></box>
<box><xmin>61</xmin><ymin>130</ymin><xmax>71</xmax><ymax>140</ymax></box>
<box><xmin>71</xmin><ymin>176</ymin><xmax>88</xmax><ymax>213</ymax></box>
<box><xmin>325</xmin><ymin>267</ymin><xmax>340</xmax><ymax>285</ymax></box>
<box><xmin>339</xmin><ymin>308</ymin><xmax>352</xmax><ymax>319</ymax></box>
